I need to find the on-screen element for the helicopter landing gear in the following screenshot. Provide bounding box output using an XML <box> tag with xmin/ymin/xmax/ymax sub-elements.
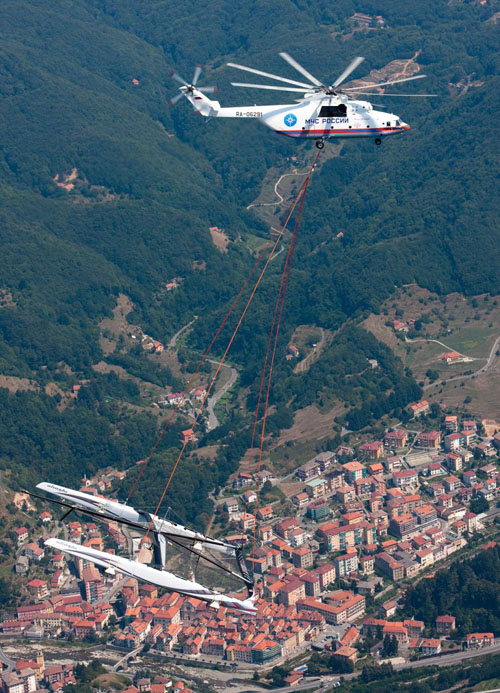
<box><xmin>315</xmin><ymin>139</ymin><xmax>325</xmax><ymax>149</ymax></box>
<box><xmin>374</xmin><ymin>137</ymin><xmax>382</xmax><ymax>146</ymax></box>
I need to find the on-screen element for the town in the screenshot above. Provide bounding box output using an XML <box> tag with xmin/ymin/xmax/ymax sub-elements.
<box><xmin>1</xmin><ymin>406</ymin><xmax>500</xmax><ymax>691</ymax></box>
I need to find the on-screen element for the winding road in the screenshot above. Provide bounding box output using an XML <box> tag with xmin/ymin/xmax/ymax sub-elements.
<box><xmin>423</xmin><ymin>334</ymin><xmax>500</xmax><ymax>391</ymax></box>
<box><xmin>405</xmin><ymin>335</ymin><xmax>476</xmax><ymax>361</ymax></box>
<box><xmin>168</xmin><ymin>317</ymin><xmax>198</xmax><ymax>349</ymax></box>
<box><xmin>206</xmin><ymin>359</ymin><xmax>238</xmax><ymax>429</ymax></box>
<box><xmin>294</xmin><ymin>327</ymin><xmax>326</xmax><ymax>374</ymax></box>
<box><xmin>246</xmin><ymin>169</ymin><xmax>310</xmax><ymax>210</ymax></box>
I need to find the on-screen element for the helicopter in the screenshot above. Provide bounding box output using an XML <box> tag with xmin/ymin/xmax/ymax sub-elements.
<box><xmin>169</xmin><ymin>53</ymin><xmax>435</xmax><ymax>147</ymax></box>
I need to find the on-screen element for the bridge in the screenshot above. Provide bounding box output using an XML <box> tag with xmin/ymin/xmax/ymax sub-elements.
<box><xmin>112</xmin><ymin>646</ymin><xmax>142</xmax><ymax>672</ymax></box>
<box><xmin>0</xmin><ymin>645</ymin><xmax>16</xmax><ymax>670</ymax></box>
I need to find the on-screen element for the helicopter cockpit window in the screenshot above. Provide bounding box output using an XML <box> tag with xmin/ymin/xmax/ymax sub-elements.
<box><xmin>318</xmin><ymin>104</ymin><xmax>347</xmax><ymax>118</ymax></box>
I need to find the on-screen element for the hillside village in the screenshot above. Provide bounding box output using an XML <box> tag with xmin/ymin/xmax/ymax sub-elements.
<box><xmin>1</xmin><ymin>407</ymin><xmax>500</xmax><ymax>689</ymax></box>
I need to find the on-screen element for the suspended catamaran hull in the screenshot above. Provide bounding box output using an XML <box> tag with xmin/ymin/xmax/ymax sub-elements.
<box><xmin>45</xmin><ymin>538</ymin><xmax>257</xmax><ymax>615</ymax></box>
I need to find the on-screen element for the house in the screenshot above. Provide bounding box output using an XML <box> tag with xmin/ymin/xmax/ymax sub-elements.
<box><xmin>298</xmin><ymin>593</ymin><xmax>365</xmax><ymax>625</ymax></box>
<box><xmin>180</xmin><ymin>428</ymin><xmax>197</xmax><ymax>444</ymax></box>
<box><xmin>289</xmin><ymin>527</ymin><xmax>307</xmax><ymax>547</ymax></box>
<box><xmin>436</xmin><ymin>615</ymin><xmax>456</xmax><ymax>635</ymax></box>
<box><xmin>292</xmin><ymin>546</ymin><xmax>313</xmax><ymax>569</ymax></box>
<box><xmin>446</xmin><ymin>453</ymin><xmax>462</xmax><ymax>473</ymax></box>
<box><xmin>444</xmin><ymin>416</ymin><xmax>458</xmax><ymax>432</ymax></box>
<box><xmin>336</xmin><ymin>486</ymin><xmax>356</xmax><ymax>504</ymax></box>
<box><xmin>275</xmin><ymin>518</ymin><xmax>300</xmax><ymax>540</ymax></box>
<box><xmin>461</xmin><ymin>430</ymin><xmax>477</xmax><ymax>446</ymax></box>
<box><xmin>466</xmin><ymin>632</ymin><xmax>494</xmax><ymax>649</ymax></box>
<box><xmin>389</xmin><ymin>514</ymin><xmax>418</xmax><ymax>540</ymax></box>
<box><xmin>257</xmin><ymin>524</ymin><xmax>274</xmax><ymax>543</ymax></box>
<box><xmin>443</xmin><ymin>475</ymin><xmax>461</xmax><ymax>493</ymax></box>
<box><xmin>295</xmin><ymin>460</ymin><xmax>320</xmax><ymax>481</ymax></box>
<box><xmin>252</xmin><ymin>639</ymin><xmax>282</xmax><ymax>664</ymax></box>
<box><xmin>315</xmin><ymin>563</ymin><xmax>336</xmax><ymax>590</ymax></box>
<box><xmin>292</xmin><ymin>492</ymin><xmax>309</xmax><ymax>508</ymax></box>
<box><xmin>224</xmin><ymin>498</ymin><xmax>240</xmax><ymax>514</ymax></box>
<box><xmin>14</xmin><ymin>527</ymin><xmax>29</xmax><ymax>545</ymax></box>
<box><xmin>441</xmin><ymin>351</ymin><xmax>461</xmax><ymax>364</ymax></box>
<box><xmin>243</xmin><ymin>489</ymin><xmax>257</xmax><ymax>505</ymax></box>
<box><xmin>334</xmin><ymin>551</ymin><xmax>359</xmax><ymax>577</ymax></box>
<box><xmin>417</xmin><ymin>431</ymin><xmax>441</xmax><ymax>450</ymax></box>
<box><xmin>393</xmin><ymin>320</ymin><xmax>408</xmax><ymax>333</ymax></box>
<box><xmin>306</xmin><ymin>477</ymin><xmax>328</xmax><ymax>499</ymax></box>
<box><xmin>368</xmin><ymin>462</ymin><xmax>384</xmax><ymax>476</ymax></box>
<box><xmin>25</xmin><ymin>543</ymin><xmax>44</xmax><ymax>562</ymax></box>
<box><xmin>306</xmin><ymin>498</ymin><xmax>331</xmax><ymax>521</ymax></box>
<box><xmin>359</xmin><ymin>555</ymin><xmax>375</xmax><ymax>576</ymax></box>
<box><xmin>314</xmin><ymin>451</ymin><xmax>335</xmax><ymax>472</ymax></box>
<box><xmin>421</xmin><ymin>638</ymin><xmax>441</xmax><ymax>655</ymax></box>
<box><xmin>333</xmin><ymin>645</ymin><xmax>358</xmax><ymax>664</ymax></box>
<box><xmin>409</xmin><ymin>401</ymin><xmax>429</xmax><ymax>417</ymax></box>
<box><xmin>257</xmin><ymin>469</ymin><xmax>272</xmax><ymax>484</ymax></box>
<box><xmin>383</xmin><ymin>622</ymin><xmax>408</xmax><ymax>643</ymax></box>
<box><xmin>444</xmin><ymin>433</ymin><xmax>462</xmax><ymax>452</ymax></box>
<box><xmin>278</xmin><ymin>580</ymin><xmax>305</xmax><ymax>607</ymax></box>
<box><xmin>384</xmin><ymin>429</ymin><xmax>409</xmax><ymax>449</ymax></box>
<box><xmin>359</xmin><ymin>442</ymin><xmax>384</xmax><ymax>460</ymax></box>
<box><xmin>374</xmin><ymin>552</ymin><xmax>404</xmax><ymax>581</ymax></box>
<box><xmin>427</xmin><ymin>462</ymin><xmax>444</xmax><ymax>476</ymax></box>
<box><xmin>343</xmin><ymin>461</ymin><xmax>367</xmax><ymax>482</ymax></box>
<box><xmin>393</xmin><ymin>469</ymin><xmax>419</xmax><ymax>489</ymax></box>
<box><xmin>238</xmin><ymin>513</ymin><xmax>255</xmax><ymax>531</ymax></box>
<box><xmin>257</xmin><ymin>505</ymin><xmax>273</xmax><ymax>521</ymax></box>
<box><xmin>404</xmin><ymin>619</ymin><xmax>425</xmax><ymax>638</ymax></box>
<box><xmin>462</xmin><ymin>419</ymin><xmax>477</xmax><ymax>432</ymax></box>
<box><xmin>26</xmin><ymin>579</ymin><xmax>49</xmax><ymax>600</ymax></box>
<box><xmin>480</xmin><ymin>463</ymin><xmax>497</xmax><ymax>478</ymax></box>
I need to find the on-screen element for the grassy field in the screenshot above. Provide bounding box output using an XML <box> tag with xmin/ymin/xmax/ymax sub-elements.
<box><xmin>363</xmin><ymin>284</ymin><xmax>500</xmax><ymax>418</ymax></box>
<box><xmin>93</xmin><ymin>673</ymin><xmax>130</xmax><ymax>690</ymax></box>
<box><xmin>472</xmin><ymin>678</ymin><xmax>500</xmax><ymax>691</ymax></box>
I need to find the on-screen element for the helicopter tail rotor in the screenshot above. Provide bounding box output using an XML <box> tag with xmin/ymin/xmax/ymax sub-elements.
<box><xmin>168</xmin><ymin>64</ymin><xmax>217</xmax><ymax>108</ymax></box>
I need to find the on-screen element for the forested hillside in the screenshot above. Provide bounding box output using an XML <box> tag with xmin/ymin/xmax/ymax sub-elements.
<box><xmin>0</xmin><ymin>0</ymin><xmax>498</xmax><ymax>527</ymax></box>
<box><xmin>403</xmin><ymin>544</ymin><xmax>500</xmax><ymax>636</ymax></box>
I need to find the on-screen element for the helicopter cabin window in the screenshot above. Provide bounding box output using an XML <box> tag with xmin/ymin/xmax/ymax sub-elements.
<box><xmin>318</xmin><ymin>104</ymin><xmax>347</xmax><ymax>118</ymax></box>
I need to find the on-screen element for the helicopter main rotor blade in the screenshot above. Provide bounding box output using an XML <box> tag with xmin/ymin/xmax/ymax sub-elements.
<box><xmin>279</xmin><ymin>52</ymin><xmax>324</xmax><ymax>87</ymax></box>
<box><xmin>227</xmin><ymin>62</ymin><xmax>315</xmax><ymax>89</ymax></box>
<box><xmin>347</xmin><ymin>92</ymin><xmax>437</xmax><ymax>97</ymax></box>
<box><xmin>331</xmin><ymin>56</ymin><xmax>365</xmax><ymax>88</ymax></box>
<box><xmin>192</xmin><ymin>64</ymin><xmax>203</xmax><ymax>86</ymax></box>
<box><xmin>343</xmin><ymin>74</ymin><xmax>426</xmax><ymax>91</ymax></box>
<box><xmin>199</xmin><ymin>86</ymin><xmax>217</xmax><ymax>94</ymax></box>
<box><xmin>170</xmin><ymin>71</ymin><xmax>190</xmax><ymax>87</ymax></box>
<box><xmin>231</xmin><ymin>82</ymin><xmax>312</xmax><ymax>93</ymax></box>
<box><xmin>168</xmin><ymin>92</ymin><xmax>184</xmax><ymax>106</ymax></box>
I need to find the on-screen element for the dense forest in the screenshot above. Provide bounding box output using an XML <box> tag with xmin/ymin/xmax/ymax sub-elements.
<box><xmin>0</xmin><ymin>0</ymin><xmax>498</xmax><ymax>526</ymax></box>
<box><xmin>403</xmin><ymin>545</ymin><xmax>500</xmax><ymax>636</ymax></box>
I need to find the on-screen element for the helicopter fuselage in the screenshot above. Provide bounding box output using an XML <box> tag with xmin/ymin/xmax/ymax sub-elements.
<box><xmin>186</xmin><ymin>90</ymin><xmax>409</xmax><ymax>141</ymax></box>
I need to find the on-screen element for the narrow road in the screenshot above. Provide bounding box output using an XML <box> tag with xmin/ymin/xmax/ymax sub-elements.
<box><xmin>205</xmin><ymin>359</ymin><xmax>238</xmax><ymax>429</ymax></box>
<box><xmin>247</xmin><ymin>169</ymin><xmax>310</xmax><ymax>210</ymax></box>
<box><xmin>269</xmin><ymin>243</ymin><xmax>285</xmax><ymax>262</ymax></box>
<box><xmin>424</xmin><ymin>334</ymin><xmax>500</xmax><ymax>391</ymax></box>
<box><xmin>266</xmin><ymin>640</ymin><xmax>500</xmax><ymax>692</ymax></box>
<box><xmin>0</xmin><ymin>645</ymin><xmax>16</xmax><ymax>670</ymax></box>
<box><xmin>168</xmin><ymin>317</ymin><xmax>198</xmax><ymax>349</ymax></box>
<box><xmin>294</xmin><ymin>327</ymin><xmax>326</xmax><ymax>374</ymax></box>
<box><xmin>405</xmin><ymin>336</ymin><xmax>476</xmax><ymax>360</ymax></box>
